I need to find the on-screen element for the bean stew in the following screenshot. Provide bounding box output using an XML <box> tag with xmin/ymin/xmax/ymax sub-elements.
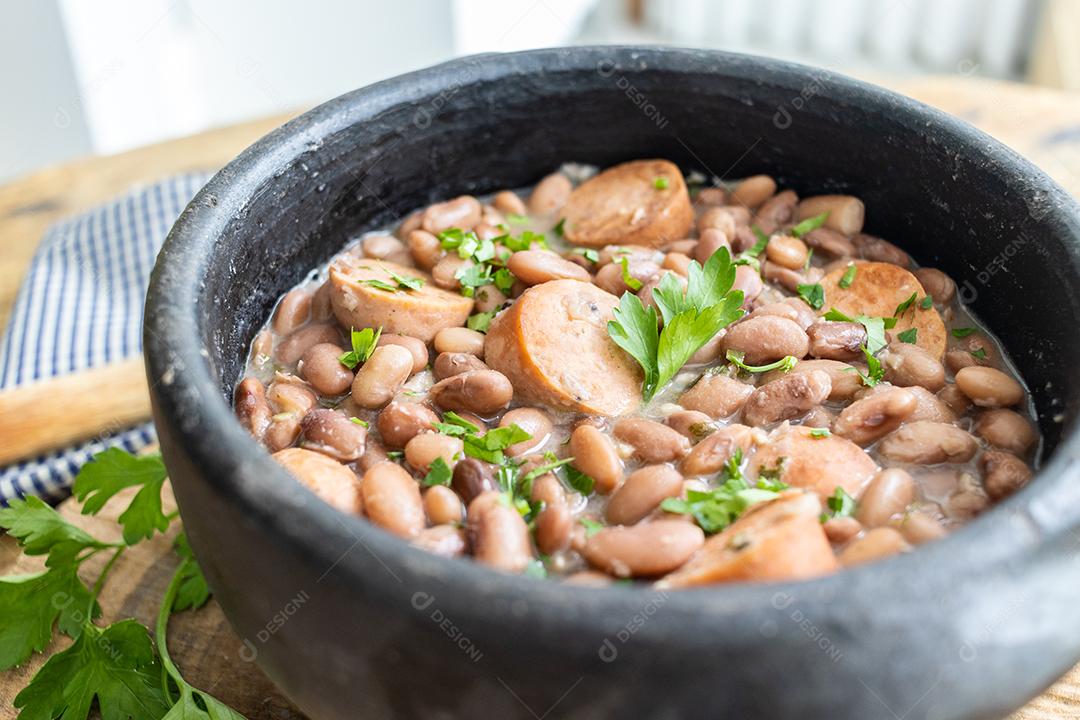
<box><xmin>235</xmin><ymin>159</ymin><xmax>1040</xmax><ymax>587</ymax></box>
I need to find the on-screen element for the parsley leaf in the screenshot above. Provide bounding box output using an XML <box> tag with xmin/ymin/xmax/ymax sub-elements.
<box><xmin>920</xmin><ymin>295</ymin><xmax>934</xmax><ymax>309</ymax></box>
<box><xmin>748</xmin><ymin>226</ymin><xmax>770</xmax><ymax>254</ymax></box>
<box><xmin>579</xmin><ymin>518</ymin><xmax>605</xmax><ymax>537</ymax></box>
<box><xmin>826</xmin><ymin>309</ymin><xmax>890</xmax><ymax>355</ymax></box>
<box><xmin>0</xmin><ymin>495</ymin><xmax>107</xmax><ymax>566</ymax></box>
<box><xmin>660</xmin><ymin>473</ymin><xmax>787</xmax><ymax>534</ymax></box>
<box><xmin>653</xmin><ymin>177</ymin><xmax>669</xmax><ymax>190</ymax></box>
<box><xmin>564</xmin><ymin>465</ymin><xmax>595</xmax><ymax>496</ymax></box>
<box><xmin>0</xmin><ymin>566</ymin><xmax>98</xmax><ymax>669</ymax></box>
<box><xmin>726</xmin><ymin>350</ymin><xmax>798</xmax><ymax>374</ymax></box>
<box><xmin>970</xmin><ymin>347</ymin><xmax>988</xmax><ymax>360</ymax></box>
<box><xmin>384</xmin><ymin>267</ymin><xmax>424</xmax><ymax>291</ymax></box>
<box><xmin>553</xmin><ymin>218</ymin><xmax>566</xmax><ymax>236</ymax></box>
<box><xmin>69</xmin><ymin>448</ymin><xmax>172</xmax><ymax>545</ymax></box>
<box><xmin>855</xmin><ymin>345</ymin><xmax>885</xmax><ymax>387</ymax></box>
<box><xmin>607</xmin><ymin>293</ymin><xmax>661</xmax><ymax>399</ymax></box>
<box><xmin>951</xmin><ymin>327</ymin><xmax>978</xmax><ymax>338</ymax></box>
<box><xmin>822</xmin><ymin>487</ymin><xmax>857</xmax><ymax>520</ymax></box>
<box><xmin>839</xmin><ymin>263</ymin><xmax>857</xmax><ymax>288</ymax></box>
<box><xmin>893</xmin><ymin>292</ymin><xmax>918</xmax><ymax>317</ymax></box>
<box><xmin>467</xmin><ymin>312</ymin><xmax>496</xmax><ymax>333</ymax></box>
<box><xmin>809</xmin><ymin>428</ymin><xmax>831</xmax><ymax>438</ymax></box>
<box><xmin>790</xmin><ymin>211</ymin><xmax>829</xmax><ymax>238</ymax></box>
<box><xmin>897</xmin><ymin>327</ymin><xmax>918</xmax><ymax>344</ymax></box>
<box><xmin>796</xmin><ymin>282</ymin><xmax>825</xmax><ymax>310</ymax></box>
<box><xmin>422</xmin><ymin>457</ymin><xmax>454</xmax><ymax>487</ymax></box>
<box><xmin>619</xmin><ymin>256</ymin><xmax>643</xmax><ymax>291</ymax></box>
<box><xmin>570</xmin><ymin>247</ymin><xmax>599</xmax><ymax>264</ymax></box>
<box><xmin>338</xmin><ymin>326</ymin><xmax>382</xmax><ymax>369</ymax></box>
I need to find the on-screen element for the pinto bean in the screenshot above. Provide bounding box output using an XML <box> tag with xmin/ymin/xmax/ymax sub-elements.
<box><xmin>421</xmin><ymin>195</ymin><xmax>481</xmax><ymax>234</ymax></box>
<box><xmin>583</xmin><ymin>520</ymin><xmax>704</xmax><ymax>578</ymax></box>
<box><xmin>974</xmin><ymin>409</ymin><xmax>1037</xmax><ymax>455</ymax></box>
<box><xmin>299</xmin><ymin>343</ymin><xmax>353</xmax><ymax>396</ymax></box>
<box><xmin>429</xmin><ymin>369</ymin><xmax>513</xmax><ymax>415</ymax></box>
<box><xmin>376</xmin><ymin>401</ymin><xmax>438</xmax><ymax>448</ymax></box>
<box><xmin>730</xmin><ymin>175</ymin><xmax>776</xmax><ymax>209</ymax></box>
<box><xmin>500</xmin><ymin>407</ymin><xmax>553</xmax><ymax>457</ymax></box>
<box><xmin>376</xmin><ymin>334</ymin><xmax>429</xmax><ymax>374</ymax></box>
<box><xmin>451</xmin><ymin>457</ymin><xmax>496</xmax><ymax>504</ymax></box>
<box><xmin>666</xmin><ymin>410</ymin><xmax>716</xmax><ymax>442</ymax></box>
<box><xmin>267</xmin><ymin>381</ymin><xmax>317</xmax><ymax>416</ymax></box>
<box><xmin>823</xmin><ymin>516</ymin><xmax>863</xmax><ymax>544</ymax></box>
<box><xmin>750</xmin><ymin>301</ymin><xmax>800</xmax><ymax>325</ymax></box>
<box><xmin>755</xmin><ymin>189</ymin><xmax>797</xmax><ymax>233</ymax></box>
<box><xmin>760</xmin><ymin>260</ymin><xmax>806</xmax><ymax>294</ymax></box>
<box><xmin>430</xmin><ymin>255</ymin><xmax>470</xmax><ymax>290</ymax></box>
<box><xmin>803</xmin><ymin>228</ymin><xmax>856</xmax><ymax>258</ymax></box>
<box><xmin>235</xmin><ymin>377</ymin><xmax>272</xmax><ymax>441</ymax></box>
<box><xmin>878</xmin><ymin>421</ymin><xmax>978</xmax><ymax>464</ymax></box>
<box><xmin>803</xmin><ymin>405</ymin><xmax>835</xmax><ymax>430</ymax></box>
<box><xmin>742</xmin><ymin>370</ymin><xmax>831</xmax><ymax>427</ymax></box>
<box><xmin>899</xmin><ymin>511</ymin><xmax>948</xmax><ymax>545</ymax></box>
<box><xmin>853</xmin><ymin>233</ymin><xmax>909</xmax><ymax>267</ymax></box>
<box><xmin>407</xmin><ymin>229</ymin><xmax>444</xmax><ymax>270</ymax></box>
<box><xmin>698</xmin><ymin>207</ymin><xmax>737</xmax><ymax>237</ymax></box>
<box><xmin>424</xmin><ymin>485</ymin><xmax>464</xmax><ymax>525</ymax></box>
<box><xmin>857</xmin><ymin>469</ymin><xmax>915</xmax><ymax>528</ymax></box>
<box><xmin>434</xmin><ymin>327</ymin><xmax>486</xmax><ymax>358</ymax></box>
<box><xmin>596</xmin><ymin>245</ymin><xmax>659</xmax><ymax>267</ymax></box>
<box><xmin>363</xmin><ymin>234</ymin><xmax>407</xmax><ymax>261</ymax></box>
<box><xmin>569</xmin><ymin>425</ymin><xmax>623</xmax><ymax>494</ymax></box>
<box><xmin>679</xmin><ymin>373</ymin><xmax>753</xmax><ymax>419</ymax></box>
<box><xmin>937</xmin><ymin>384</ymin><xmax>972</xmax><ymax>415</ymax></box>
<box><xmin>662</xmin><ymin>251</ymin><xmax>693</xmax><ymax>276</ymax></box>
<box><xmin>594</xmin><ymin>258</ymin><xmax>660</xmax><ymax>296</ymax></box>
<box><xmin>351</xmin><ymin>345</ymin><xmax>414</xmax><ymax>409</ymax></box>
<box><xmin>468</xmin><ymin>491</ymin><xmax>534</xmax><ymax>572</ymax></box>
<box><xmin>722</xmin><ymin>315</ymin><xmax>809</xmax><ymax>365</ymax></box>
<box><xmin>955</xmin><ymin>366</ymin><xmax>1024</xmax><ymax>408</ymax></box>
<box><xmin>833</xmin><ymin>387</ymin><xmax>917</xmax><ymax>446</ymax></box>
<box><xmin>693</xmin><ymin>228</ymin><xmax>731</xmax><ymax>264</ymax></box>
<box><xmin>766</xmin><ymin>235</ymin><xmax>809</xmax><ymax>270</ymax></box>
<box><xmin>474</xmin><ymin>284</ymin><xmax>507</xmax><ymax>313</ymax></box>
<box><xmin>733</xmin><ymin>264</ymin><xmax>764</xmax><ymax>306</ymax></box>
<box><xmin>795</xmin><ymin>195</ymin><xmax>865</xmax><ymax>236</ymax></box>
<box><xmin>358</xmin><ymin>438</ymin><xmax>389</xmax><ymax>473</ymax></box>
<box><xmin>528</xmin><ymin>172</ymin><xmax>573</xmax><ymax>215</ymax></box>
<box><xmin>362</xmin><ymin>461</ymin><xmax>425</xmax><ymax>538</ymax></box>
<box><xmin>806</xmin><ymin>321</ymin><xmax>866</xmax><ymax>361</ymax></box>
<box><xmin>881</xmin><ymin>342</ymin><xmax>945</xmax><ymax>391</ymax></box>
<box><xmin>606</xmin><ymin>465</ymin><xmax>683</xmax><ymax>526</ymax></box>
<box><xmin>492</xmin><ymin>190</ymin><xmax>526</xmax><ymax>216</ymax></box>
<box><xmin>266</xmin><ymin>415</ymin><xmax>303</xmax><ymax>451</ymax></box>
<box><xmin>413</xmin><ymin>524</ymin><xmax>467</xmax><ymax>558</ymax></box>
<box><xmin>301</xmin><ymin>409</ymin><xmax>367</xmax><ymax>462</ymax></box>
<box><xmin>981</xmin><ymin>451</ymin><xmax>1032</xmax><ymax>501</ymax></box>
<box><xmin>839</xmin><ymin>527</ymin><xmax>910</xmax><ymax>567</ymax></box>
<box><xmin>273</xmin><ymin>447</ymin><xmax>362</xmax><ymax>514</ymax></box>
<box><xmin>680</xmin><ymin>424</ymin><xmax>755</xmax><ymax>476</ymax></box>
<box><xmin>433</xmin><ymin>351</ymin><xmax>488</xmax><ymax>380</ymax></box>
<box><xmin>563</xmin><ymin>571</ymin><xmax>615</xmax><ymax>587</ymax></box>
<box><xmin>508</xmin><ymin>250</ymin><xmax>591</xmax><ymax>285</ymax></box>
<box><xmin>404</xmin><ymin>432</ymin><xmax>463</xmax><ymax>474</ymax></box>
<box><xmin>903</xmin><ymin>385</ymin><xmax>958</xmax><ymax>423</ymax></box>
<box><xmin>531</xmin><ymin>474</ymin><xmax>572</xmax><ymax>554</ymax></box>
<box><xmin>272</xmin><ymin>288</ymin><xmax>313</xmax><ymax>334</ymax></box>
<box><xmin>274</xmin><ymin>324</ymin><xmax>342</xmax><ymax>365</ymax></box>
<box><xmin>613</xmin><ymin>418</ymin><xmax>691</xmax><ymax>463</ymax></box>
<box><xmin>913</xmin><ymin>267</ymin><xmax>956</xmax><ymax>305</ymax></box>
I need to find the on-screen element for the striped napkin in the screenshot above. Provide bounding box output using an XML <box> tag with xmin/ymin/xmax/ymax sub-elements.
<box><xmin>0</xmin><ymin>173</ymin><xmax>210</xmax><ymax>505</ymax></box>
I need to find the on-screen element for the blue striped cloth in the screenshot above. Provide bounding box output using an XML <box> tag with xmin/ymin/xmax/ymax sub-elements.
<box><xmin>0</xmin><ymin>173</ymin><xmax>210</xmax><ymax>505</ymax></box>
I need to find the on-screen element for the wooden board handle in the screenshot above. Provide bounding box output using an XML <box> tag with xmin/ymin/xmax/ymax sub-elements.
<box><xmin>0</xmin><ymin>356</ymin><xmax>151</xmax><ymax>466</ymax></box>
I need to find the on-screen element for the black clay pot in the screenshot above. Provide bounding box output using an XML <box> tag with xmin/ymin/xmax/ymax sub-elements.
<box><xmin>145</xmin><ymin>47</ymin><xmax>1080</xmax><ymax>720</ymax></box>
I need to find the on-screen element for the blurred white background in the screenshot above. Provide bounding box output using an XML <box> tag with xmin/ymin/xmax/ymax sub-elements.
<box><xmin>2</xmin><ymin>0</ymin><xmax>1075</xmax><ymax>182</ymax></box>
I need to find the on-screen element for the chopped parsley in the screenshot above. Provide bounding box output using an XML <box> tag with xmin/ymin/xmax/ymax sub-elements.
<box><xmin>970</xmin><ymin>347</ymin><xmax>988</xmax><ymax>360</ymax></box>
<box><xmin>839</xmin><ymin>263</ymin><xmax>857</xmax><ymax>288</ymax></box>
<box><xmin>897</xmin><ymin>327</ymin><xmax>918</xmax><ymax>344</ymax></box>
<box><xmin>440</xmin><ymin>227</ymin><xmax>519</xmax><ymax>298</ymax></box>
<box><xmin>951</xmin><ymin>327</ymin><xmax>978</xmax><ymax>338</ymax></box>
<box><xmin>809</xmin><ymin>428</ymin><xmax>831</xmax><ymax>438</ymax></box>
<box><xmin>654</xmin><ymin>176</ymin><xmax>670</xmax><ymax>190</ymax></box>
<box><xmin>796</xmin><ymin>282</ymin><xmax>825</xmax><ymax>310</ymax></box>
<box><xmin>570</xmin><ymin>247</ymin><xmax>600</xmax><ymax>263</ymax></box>
<box><xmin>726</xmin><ymin>349</ymin><xmax>798</xmax><ymax>374</ymax></box>
<box><xmin>506</xmin><ymin>214</ymin><xmax>530</xmax><ymax>225</ymax></box>
<box><xmin>661</xmin><ymin>467</ymin><xmax>789</xmax><ymax>534</ymax></box>
<box><xmin>855</xmin><ymin>345</ymin><xmax>885</xmax><ymax>387</ymax></box>
<box><xmin>467</xmin><ymin>311</ymin><xmax>496</xmax><ymax>333</ymax></box>
<box><xmin>893</xmin><ymin>291</ymin><xmax>918</xmax><ymax>317</ymax></box>
<box><xmin>579</xmin><ymin>518</ymin><xmax>605</xmax><ymax>537</ymax></box>
<box><xmin>349</xmin><ymin>417</ymin><xmax>369</xmax><ymax>427</ymax></box>
<box><xmin>822</xmin><ymin>487</ymin><xmax>857</xmax><ymax>521</ymax></box>
<box><xmin>920</xmin><ymin>295</ymin><xmax>934</xmax><ymax>309</ymax></box>
<box><xmin>553</xmin><ymin>218</ymin><xmax>566</xmax><ymax>236</ymax></box>
<box><xmin>824</xmin><ymin>308</ymin><xmax>892</xmax><ymax>354</ymax></box>
<box><xmin>338</xmin><ymin>326</ymin><xmax>383</xmax><ymax>369</ymax></box>
<box><xmin>619</xmin><ymin>256</ymin><xmax>643</xmax><ymax>291</ymax></box>
<box><xmin>790</xmin><ymin>211</ymin><xmax>829</xmax><ymax>238</ymax></box>
<box><xmin>421</xmin><ymin>456</ymin><xmax>453</xmax><ymax>487</ymax></box>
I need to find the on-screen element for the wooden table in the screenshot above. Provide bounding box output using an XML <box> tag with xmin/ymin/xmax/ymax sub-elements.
<box><xmin>2</xmin><ymin>76</ymin><xmax>1079</xmax><ymax>719</ymax></box>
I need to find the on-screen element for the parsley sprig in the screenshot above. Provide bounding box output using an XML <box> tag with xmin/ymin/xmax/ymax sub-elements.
<box><xmin>661</xmin><ymin>450</ymin><xmax>788</xmax><ymax>533</ymax></box>
<box><xmin>437</xmin><ymin>227</ymin><xmax>518</xmax><ymax>298</ymax></box>
<box><xmin>726</xmin><ymin>350</ymin><xmax>798</xmax><ymax>374</ymax></box>
<box><xmin>608</xmin><ymin>248</ymin><xmax>745</xmax><ymax>401</ymax></box>
<box><xmin>338</xmin><ymin>326</ymin><xmax>382</xmax><ymax>369</ymax></box>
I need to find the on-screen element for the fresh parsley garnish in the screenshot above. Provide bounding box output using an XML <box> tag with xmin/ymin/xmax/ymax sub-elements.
<box><xmin>467</xmin><ymin>311</ymin><xmax>496</xmax><ymax>333</ymax></box>
<box><xmin>564</xmin><ymin>465</ymin><xmax>596</xmax><ymax>496</ymax></box>
<box><xmin>570</xmin><ymin>247</ymin><xmax>599</xmax><ymax>263</ymax></box>
<box><xmin>920</xmin><ymin>295</ymin><xmax>934</xmax><ymax>309</ymax></box>
<box><xmin>654</xmin><ymin>177</ymin><xmax>670</xmax><ymax>190</ymax></box>
<box><xmin>856</xmin><ymin>345</ymin><xmax>885</xmax><ymax>387</ymax></box>
<box><xmin>553</xmin><ymin>218</ymin><xmax>566</xmax><ymax>236</ymax></box>
<box><xmin>362</xmin><ymin>266</ymin><xmax>423</xmax><ymax>293</ymax></box>
<box><xmin>506</xmin><ymin>214</ymin><xmax>530</xmax><ymax>225</ymax></box>
<box><xmin>839</xmin><ymin>263</ymin><xmax>857</xmax><ymax>288</ymax></box>
<box><xmin>338</xmin><ymin>326</ymin><xmax>382</xmax><ymax>369</ymax></box>
<box><xmin>897</xmin><ymin>327</ymin><xmax>918</xmax><ymax>344</ymax></box>
<box><xmin>894</xmin><ymin>292</ymin><xmax>918</xmax><ymax>317</ymax></box>
<box><xmin>970</xmin><ymin>347</ymin><xmax>988</xmax><ymax>360</ymax></box>
<box><xmin>619</xmin><ymin>256</ymin><xmax>643</xmax><ymax>291</ymax></box>
<box><xmin>789</xmin><ymin>211</ymin><xmax>829</xmax><ymax>238</ymax></box>
<box><xmin>822</xmin><ymin>487</ymin><xmax>857</xmax><ymax>521</ymax></box>
<box><xmin>608</xmin><ymin>248</ymin><xmax>744</xmax><ymax>400</ymax></box>
<box><xmin>745</xmin><ymin>227</ymin><xmax>770</xmax><ymax>256</ymax></box>
<box><xmin>579</xmin><ymin>518</ymin><xmax>605</xmax><ymax>537</ymax></box>
<box><xmin>951</xmin><ymin>327</ymin><xmax>978</xmax><ymax>338</ymax></box>
<box><xmin>824</xmin><ymin>308</ymin><xmax>890</xmax><ymax>355</ymax></box>
<box><xmin>72</xmin><ymin>448</ymin><xmax>171</xmax><ymax>545</ymax></box>
<box><xmin>796</xmin><ymin>282</ymin><xmax>825</xmax><ymax>310</ymax></box>
<box><xmin>349</xmin><ymin>417</ymin><xmax>369</xmax><ymax>427</ymax></box>
<box><xmin>422</xmin><ymin>457</ymin><xmax>453</xmax><ymax>487</ymax></box>
<box><xmin>660</xmin><ymin>474</ymin><xmax>788</xmax><ymax>534</ymax></box>
<box><xmin>809</xmin><ymin>428</ymin><xmax>831</xmax><ymax>438</ymax></box>
<box><xmin>440</xmin><ymin>227</ymin><xmax>520</xmax><ymax>298</ymax></box>
<box><xmin>726</xmin><ymin>350</ymin><xmax>797</xmax><ymax>374</ymax></box>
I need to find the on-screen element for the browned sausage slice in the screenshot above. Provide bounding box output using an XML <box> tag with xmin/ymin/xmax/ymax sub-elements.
<box><xmin>561</xmin><ymin>159</ymin><xmax>694</xmax><ymax>248</ymax></box>
<box><xmin>656</xmin><ymin>491</ymin><xmax>838</xmax><ymax>588</ymax></box>
<box><xmin>485</xmin><ymin>280</ymin><xmax>642</xmax><ymax>415</ymax></box>
<box><xmin>821</xmin><ymin>261</ymin><xmax>946</xmax><ymax>359</ymax></box>
<box><xmin>748</xmin><ymin>425</ymin><xmax>877</xmax><ymax>500</ymax></box>
<box><xmin>329</xmin><ymin>258</ymin><xmax>473</xmax><ymax>342</ymax></box>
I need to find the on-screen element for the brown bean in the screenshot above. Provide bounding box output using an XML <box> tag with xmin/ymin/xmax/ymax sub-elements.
<box><xmin>613</xmin><ymin>418</ymin><xmax>691</xmax><ymax>463</ymax></box>
<box><xmin>267</xmin><ymin>381</ymin><xmax>317</xmax><ymax>416</ymax></box>
<box><xmin>803</xmin><ymin>405</ymin><xmax>836</xmax><ymax>430</ymax></box>
<box><xmin>803</xmin><ymin>228</ymin><xmax>856</xmax><ymax>257</ymax></box>
<box><xmin>839</xmin><ymin>527</ymin><xmax>910</xmax><ymax>567</ymax></box>
<box><xmin>404</xmin><ymin>432</ymin><xmax>463</xmax><ymax>474</ymax></box>
<box><xmin>662</xmin><ymin>251</ymin><xmax>693</xmax><ymax>276</ymax></box>
<box><xmin>796</xmin><ymin>195</ymin><xmax>865</xmax><ymax>236</ymax></box>
<box><xmin>452</xmin><ymin>458</ymin><xmax>497</xmax><ymax>504</ymax></box>
<box><xmin>853</xmin><ymin>233</ymin><xmax>910</xmax><ymax>267</ymax></box>
<box><xmin>698</xmin><ymin>207</ymin><xmax>737</xmax><ymax>237</ymax></box>
<box><xmin>833</xmin><ymin>387</ymin><xmax>917</xmax><ymax>446</ymax></box>
<box><xmin>266</xmin><ymin>412</ymin><xmax>301</xmax><ymax>452</ymax></box>
<box><xmin>508</xmin><ymin>250</ymin><xmax>591</xmax><ymax>285</ymax></box>
<box><xmin>569</xmin><ymin>425</ymin><xmax>623</xmax><ymax>494</ymax></box>
<box><xmin>274</xmin><ymin>324</ymin><xmax>342</xmax><ymax>365</ymax></box>
<box><xmin>358</xmin><ymin>438</ymin><xmax>389</xmax><ymax>473</ymax></box>
<box><xmin>531</xmin><ymin>474</ymin><xmax>572</xmax><ymax>554</ymax></box>
<box><xmin>597</xmin><ymin>245</ymin><xmax>659</xmax><ymax>267</ymax></box>
<box><xmin>424</xmin><ymin>485</ymin><xmax>464</xmax><ymax>525</ymax></box>
<box><xmin>722</xmin><ymin>315</ymin><xmax>809</xmax><ymax>365</ymax></box>
<box><xmin>407</xmin><ymin>229</ymin><xmax>444</xmax><ymax>270</ymax></box>
<box><xmin>955</xmin><ymin>366</ymin><xmax>1024</xmax><ymax>408</ymax></box>
<box><xmin>468</xmin><ymin>491</ymin><xmax>534</xmax><ymax>572</ymax></box>
<box><xmin>351</xmin><ymin>345</ymin><xmax>414</xmax><ymax>409</ymax></box>
<box><xmin>299</xmin><ymin>343</ymin><xmax>353</xmax><ymax>396</ymax></box>
<box><xmin>583</xmin><ymin>520</ymin><xmax>704</xmax><ymax>577</ymax></box>
<box><xmin>421</xmin><ymin>195</ymin><xmax>481</xmax><ymax>234</ymax></box>
<box><xmin>413</xmin><ymin>524</ymin><xmax>467</xmax><ymax>558</ymax></box>
<box><xmin>492</xmin><ymin>190</ymin><xmax>526</xmax><ymax>216</ymax></box>
<box><xmin>363</xmin><ymin>234</ymin><xmax>407</xmax><ymax>260</ymax></box>
<box><xmin>361</xmin><ymin>462</ymin><xmax>425</xmax><ymax>538</ymax></box>
<box><xmin>937</xmin><ymin>384</ymin><xmax>972</xmax><ymax>415</ymax></box>
<box><xmin>766</xmin><ymin>235</ymin><xmax>809</xmax><ymax>270</ymax></box>
<box><xmin>913</xmin><ymin>267</ymin><xmax>956</xmax><ymax>305</ymax></box>
<box><xmin>434</xmin><ymin>327</ymin><xmax>486</xmax><ymax>358</ymax></box>
<box><xmin>594</xmin><ymin>259</ymin><xmax>660</xmax><ymax>296</ymax></box>
<box><xmin>300</xmin><ymin>409</ymin><xmax>367</xmax><ymax>462</ymax></box>
<box><xmin>981</xmin><ymin>451</ymin><xmax>1033</xmax><ymax>501</ymax></box>
<box><xmin>823</xmin><ymin>516</ymin><xmax>863</xmax><ymax>544</ymax></box>
<box><xmin>665</xmin><ymin>410</ymin><xmax>716</xmax><ymax>442</ymax></box>
<box><xmin>680</xmin><ymin>424</ymin><xmax>756</xmax><ymax>476</ymax></box>
<box><xmin>376</xmin><ymin>401</ymin><xmax>438</xmax><ymax>448</ymax></box>
<box><xmin>733</xmin><ymin>264</ymin><xmax>764</xmax><ymax>305</ymax></box>
<box><xmin>903</xmin><ymin>385</ymin><xmax>958</xmax><ymax>423</ymax></box>
<box><xmin>742</xmin><ymin>370</ymin><xmax>831</xmax><ymax>427</ymax></box>
<box><xmin>974</xmin><ymin>409</ymin><xmax>1037</xmax><ymax>455</ymax></box>
<box><xmin>606</xmin><ymin>464</ymin><xmax>683</xmax><ymax>525</ymax></box>
<box><xmin>430</xmin><ymin>255</ymin><xmax>470</xmax><ymax>290</ymax></box>
<box><xmin>251</xmin><ymin>330</ymin><xmax>273</xmax><ymax>361</ymax></box>
<box><xmin>396</xmin><ymin>210</ymin><xmax>423</xmax><ymax>239</ymax></box>
<box><xmin>754</xmin><ymin>189</ymin><xmax>797</xmax><ymax>233</ymax></box>
<box><xmin>235</xmin><ymin>377</ymin><xmax>271</xmax><ymax>441</ymax></box>
<box><xmin>432</xmin><ymin>351</ymin><xmax>489</xmax><ymax>381</ymax></box>
<box><xmin>528</xmin><ymin>172</ymin><xmax>573</xmax><ymax>215</ymax></box>
<box><xmin>563</xmin><ymin>571</ymin><xmax>615</xmax><ymax>587</ymax></box>
<box><xmin>730</xmin><ymin>175</ymin><xmax>776</xmax><ymax>209</ymax></box>
<box><xmin>273</xmin><ymin>447</ymin><xmax>362</xmax><ymax>514</ymax></box>
<box><xmin>429</xmin><ymin>369</ymin><xmax>513</xmax><ymax>415</ymax></box>
<box><xmin>377</xmin><ymin>334</ymin><xmax>429</xmax><ymax>374</ymax></box>
<box><xmin>806</xmin><ymin>321</ymin><xmax>866</xmax><ymax>361</ymax></box>
<box><xmin>474</xmin><ymin>284</ymin><xmax>507</xmax><ymax>313</ymax></box>
<box><xmin>693</xmin><ymin>228</ymin><xmax>731</xmax><ymax>264</ymax></box>
<box><xmin>500</xmin><ymin>407</ymin><xmax>553</xmax><ymax>457</ymax></box>
<box><xmin>881</xmin><ymin>342</ymin><xmax>945</xmax><ymax>391</ymax></box>
<box><xmin>857</xmin><ymin>468</ymin><xmax>915</xmax><ymax>528</ymax></box>
<box><xmin>679</xmin><ymin>373</ymin><xmax>753</xmax><ymax>419</ymax></box>
<box><xmin>899</xmin><ymin>511</ymin><xmax>948</xmax><ymax>545</ymax></box>
<box><xmin>272</xmin><ymin>288</ymin><xmax>313</xmax><ymax>334</ymax></box>
<box><xmin>878</xmin><ymin>421</ymin><xmax>978</xmax><ymax>464</ymax></box>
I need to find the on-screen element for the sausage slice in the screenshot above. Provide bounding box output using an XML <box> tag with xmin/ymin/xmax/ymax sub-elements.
<box><xmin>748</xmin><ymin>425</ymin><xmax>877</xmax><ymax>500</ymax></box>
<box><xmin>329</xmin><ymin>258</ymin><xmax>473</xmax><ymax>342</ymax></box>
<box><xmin>485</xmin><ymin>280</ymin><xmax>642</xmax><ymax>415</ymax></box>
<box><xmin>560</xmin><ymin>160</ymin><xmax>694</xmax><ymax>248</ymax></box>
